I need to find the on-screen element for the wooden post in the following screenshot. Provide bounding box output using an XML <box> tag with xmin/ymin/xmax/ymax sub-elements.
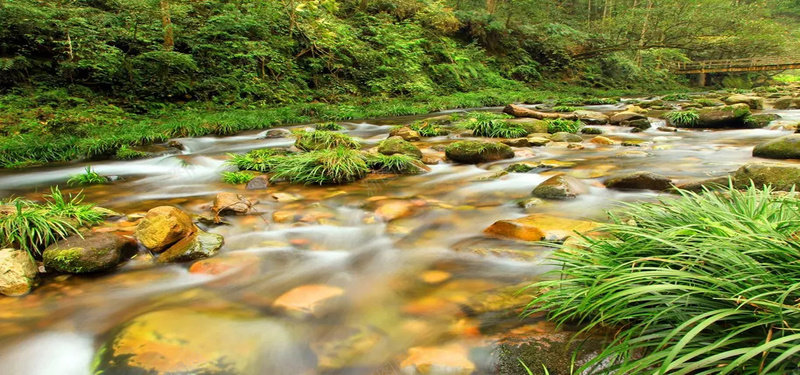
<box><xmin>695</xmin><ymin>73</ymin><xmax>706</xmax><ymax>87</ymax></box>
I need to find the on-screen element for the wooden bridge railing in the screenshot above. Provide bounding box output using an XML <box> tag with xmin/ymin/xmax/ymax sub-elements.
<box><xmin>674</xmin><ymin>56</ymin><xmax>800</xmax><ymax>74</ymax></box>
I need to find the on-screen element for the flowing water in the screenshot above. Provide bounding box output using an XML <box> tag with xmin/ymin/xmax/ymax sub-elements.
<box><xmin>0</xmin><ymin>103</ymin><xmax>798</xmax><ymax>374</ymax></box>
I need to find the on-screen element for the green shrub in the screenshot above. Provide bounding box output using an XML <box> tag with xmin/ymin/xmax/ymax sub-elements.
<box><xmin>546</xmin><ymin>118</ymin><xmax>582</xmax><ymax>134</ymax></box>
<box><xmin>226</xmin><ymin>148</ymin><xmax>287</xmax><ymax>173</ymax></box>
<box><xmin>221</xmin><ymin>171</ymin><xmax>257</xmax><ymax>184</ymax></box>
<box><xmin>115</xmin><ymin>146</ymin><xmax>148</xmax><ymax>160</ymax></box>
<box><xmin>271</xmin><ymin>147</ymin><xmax>368</xmax><ymax>185</ymax></box>
<box><xmin>526</xmin><ymin>185</ymin><xmax>800</xmax><ymax>374</ymax></box>
<box><xmin>294</xmin><ymin>130</ymin><xmax>361</xmax><ymax>151</ymax></box>
<box><xmin>552</xmin><ymin>106</ymin><xmax>577</xmax><ymax>113</ymax></box>
<box><xmin>665</xmin><ymin>110</ymin><xmax>700</xmax><ymax>127</ymax></box>
<box><xmin>315</xmin><ymin>122</ymin><xmax>345</xmax><ymax>131</ymax></box>
<box><xmin>0</xmin><ymin>187</ymin><xmax>104</xmax><ymax>256</ymax></box>
<box><xmin>367</xmin><ymin>154</ymin><xmax>426</xmax><ymax>174</ymax></box>
<box><xmin>67</xmin><ymin>166</ymin><xmax>108</xmax><ymax>186</ymax></box>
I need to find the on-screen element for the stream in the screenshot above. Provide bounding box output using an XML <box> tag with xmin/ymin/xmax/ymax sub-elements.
<box><xmin>0</xmin><ymin>102</ymin><xmax>798</xmax><ymax>375</ymax></box>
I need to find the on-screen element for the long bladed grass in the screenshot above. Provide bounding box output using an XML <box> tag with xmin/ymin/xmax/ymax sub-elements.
<box><xmin>525</xmin><ymin>185</ymin><xmax>800</xmax><ymax>374</ymax></box>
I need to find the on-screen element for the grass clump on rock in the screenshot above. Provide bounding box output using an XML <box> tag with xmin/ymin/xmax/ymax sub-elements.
<box><xmin>0</xmin><ymin>187</ymin><xmax>105</xmax><ymax>256</ymax></box>
<box><xmin>552</xmin><ymin>105</ymin><xmax>577</xmax><ymax>113</ymax></box>
<box><xmin>221</xmin><ymin>171</ymin><xmax>256</xmax><ymax>184</ymax></box>
<box><xmin>445</xmin><ymin>140</ymin><xmax>514</xmax><ymax>164</ymax></box>
<box><xmin>406</xmin><ymin>119</ymin><xmax>450</xmax><ymax>137</ymax></box>
<box><xmin>462</xmin><ymin>112</ymin><xmax>527</xmax><ymax>138</ymax></box>
<box><xmin>525</xmin><ymin>185</ymin><xmax>800</xmax><ymax>374</ymax></box>
<box><xmin>271</xmin><ymin>147</ymin><xmax>368</xmax><ymax>185</ymax></box>
<box><xmin>226</xmin><ymin>148</ymin><xmax>288</xmax><ymax>172</ymax></box>
<box><xmin>665</xmin><ymin>110</ymin><xmax>700</xmax><ymax>127</ymax></box>
<box><xmin>294</xmin><ymin>130</ymin><xmax>360</xmax><ymax>151</ymax></box>
<box><xmin>115</xmin><ymin>146</ymin><xmax>148</xmax><ymax>160</ymax></box>
<box><xmin>67</xmin><ymin>166</ymin><xmax>108</xmax><ymax>186</ymax></box>
<box><xmin>367</xmin><ymin>154</ymin><xmax>426</xmax><ymax>174</ymax></box>
<box><xmin>314</xmin><ymin>122</ymin><xmax>345</xmax><ymax>131</ymax></box>
<box><xmin>546</xmin><ymin>118</ymin><xmax>582</xmax><ymax>134</ymax></box>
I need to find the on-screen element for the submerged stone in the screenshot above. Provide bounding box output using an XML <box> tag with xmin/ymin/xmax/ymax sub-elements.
<box><xmin>157</xmin><ymin>229</ymin><xmax>224</xmax><ymax>263</ymax></box>
<box><xmin>0</xmin><ymin>248</ymin><xmax>37</xmax><ymax>296</ymax></box>
<box><xmin>484</xmin><ymin>214</ymin><xmax>600</xmax><ymax>242</ymax></box>
<box><xmin>531</xmin><ymin>174</ymin><xmax>588</xmax><ymax>200</ymax></box>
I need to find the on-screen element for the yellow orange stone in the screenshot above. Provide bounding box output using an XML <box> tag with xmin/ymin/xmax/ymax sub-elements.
<box><xmin>484</xmin><ymin>214</ymin><xmax>600</xmax><ymax>241</ymax></box>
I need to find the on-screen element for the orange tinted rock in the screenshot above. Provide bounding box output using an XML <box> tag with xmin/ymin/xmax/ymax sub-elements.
<box><xmin>134</xmin><ymin>206</ymin><xmax>196</xmax><ymax>252</ymax></box>
<box><xmin>188</xmin><ymin>253</ymin><xmax>260</xmax><ymax>276</ymax></box>
<box><xmin>273</xmin><ymin>284</ymin><xmax>345</xmax><ymax>317</ymax></box>
<box><xmin>484</xmin><ymin>214</ymin><xmax>600</xmax><ymax>241</ymax></box>
<box><xmin>400</xmin><ymin>344</ymin><xmax>476</xmax><ymax>375</ymax></box>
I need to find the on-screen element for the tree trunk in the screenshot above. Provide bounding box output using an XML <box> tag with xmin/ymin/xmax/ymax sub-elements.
<box><xmin>160</xmin><ymin>0</ymin><xmax>173</xmax><ymax>52</ymax></box>
<box><xmin>503</xmin><ymin>104</ymin><xmax>579</xmax><ymax>120</ymax></box>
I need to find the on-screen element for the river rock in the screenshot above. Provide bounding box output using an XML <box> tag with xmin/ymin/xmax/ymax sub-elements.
<box><xmin>589</xmin><ymin>136</ymin><xmax>614</xmax><ymax>145</ymax></box>
<box><xmin>400</xmin><ymin>344</ymin><xmax>476</xmax><ymax>375</ymax></box>
<box><xmin>389</xmin><ymin>126</ymin><xmax>422</xmax><ymax>141</ymax></box>
<box><xmin>445</xmin><ymin>141</ymin><xmax>514</xmax><ymax>164</ymax></box>
<box><xmin>501</xmin><ymin>138</ymin><xmax>530</xmax><ymax>147</ymax></box>
<box><xmin>531</xmin><ymin>174</ymin><xmax>588</xmax><ymax>199</ymax></box>
<box><xmin>753</xmin><ymin>134</ymin><xmax>800</xmax><ymax>159</ymax></box>
<box><xmin>263</xmin><ymin>128</ymin><xmax>292</xmax><ymax>138</ymax></box>
<box><xmin>273</xmin><ymin>284</ymin><xmax>345</xmax><ymax>318</ymax></box>
<box><xmin>549</xmin><ymin>132</ymin><xmax>582</xmax><ymax>143</ymax></box>
<box><xmin>490</xmin><ymin>327</ymin><xmax>611</xmax><ymax>375</ymax></box>
<box><xmin>774</xmin><ymin>97</ymin><xmax>800</xmax><ymax>110</ymax></box>
<box><xmin>484</xmin><ymin>214</ymin><xmax>600</xmax><ymax>242</ymax></box>
<box><xmin>244</xmin><ymin>175</ymin><xmax>269</xmax><ymax>190</ymax></box>
<box><xmin>625</xmin><ymin>105</ymin><xmax>648</xmax><ymax>114</ymax></box>
<box><xmin>43</xmin><ymin>233</ymin><xmax>137</xmax><ymax>273</ymax></box>
<box><xmin>604</xmin><ymin>171</ymin><xmax>673</xmax><ymax>191</ymax></box>
<box><xmin>696</xmin><ymin>104</ymin><xmax>751</xmax><ymax>128</ymax></box>
<box><xmin>527</xmin><ymin>136</ymin><xmax>551</xmax><ymax>146</ymax></box>
<box><xmin>92</xmin><ymin>307</ymin><xmax>315</xmax><ymax>375</ymax></box>
<box><xmin>0</xmin><ymin>248</ymin><xmax>37</xmax><ymax>296</ymax></box>
<box><xmin>609</xmin><ymin>111</ymin><xmax>646</xmax><ymax>125</ymax></box>
<box><xmin>374</xmin><ymin>200</ymin><xmax>418</xmax><ymax>221</ymax></box>
<box><xmin>674</xmin><ymin>176</ymin><xmax>731</xmax><ymax>192</ymax></box>
<box><xmin>157</xmin><ymin>229</ymin><xmax>224</xmax><ymax>263</ymax></box>
<box><xmin>574</xmin><ymin>110</ymin><xmax>609</xmax><ymax>125</ymax></box>
<box><xmin>506</xmin><ymin>118</ymin><xmax>549</xmax><ymax>134</ymax></box>
<box><xmin>378</xmin><ymin>136</ymin><xmax>422</xmax><ymax>159</ymax></box>
<box><xmin>135</xmin><ymin>206</ymin><xmax>196</xmax><ymax>252</ymax></box>
<box><xmin>733</xmin><ymin>162</ymin><xmax>800</xmax><ymax>191</ymax></box>
<box><xmin>213</xmin><ymin>192</ymin><xmax>253</xmax><ymax>215</ymax></box>
<box><xmin>724</xmin><ymin>94</ymin><xmax>764</xmax><ymax>109</ymax></box>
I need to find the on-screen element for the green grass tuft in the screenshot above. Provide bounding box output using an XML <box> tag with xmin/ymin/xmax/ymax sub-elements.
<box><xmin>0</xmin><ymin>187</ymin><xmax>104</xmax><ymax>256</ymax></box>
<box><xmin>315</xmin><ymin>122</ymin><xmax>345</xmax><ymax>131</ymax></box>
<box><xmin>226</xmin><ymin>148</ymin><xmax>287</xmax><ymax>173</ymax></box>
<box><xmin>294</xmin><ymin>130</ymin><xmax>361</xmax><ymax>151</ymax></box>
<box><xmin>525</xmin><ymin>185</ymin><xmax>800</xmax><ymax>374</ymax></box>
<box><xmin>553</xmin><ymin>105</ymin><xmax>577</xmax><ymax>113</ymax></box>
<box><xmin>115</xmin><ymin>145</ymin><xmax>148</xmax><ymax>160</ymax></box>
<box><xmin>221</xmin><ymin>171</ymin><xmax>257</xmax><ymax>184</ymax></box>
<box><xmin>67</xmin><ymin>166</ymin><xmax>108</xmax><ymax>186</ymax></box>
<box><xmin>462</xmin><ymin>112</ymin><xmax>526</xmax><ymax>138</ymax></box>
<box><xmin>271</xmin><ymin>147</ymin><xmax>368</xmax><ymax>185</ymax></box>
<box><xmin>666</xmin><ymin>110</ymin><xmax>700</xmax><ymax>127</ymax></box>
<box><xmin>546</xmin><ymin>118</ymin><xmax>582</xmax><ymax>134</ymax></box>
<box><xmin>366</xmin><ymin>153</ymin><xmax>426</xmax><ymax>174</ymax></box>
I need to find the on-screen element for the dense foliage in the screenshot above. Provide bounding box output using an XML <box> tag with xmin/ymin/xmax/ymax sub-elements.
<box><xmin>527</xmin><ymin>186</ymin><xmax>800</xmax><ymax>374</ymax></box>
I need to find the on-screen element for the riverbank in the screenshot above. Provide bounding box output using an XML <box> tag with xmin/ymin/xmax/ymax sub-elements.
<box><xmin>0</xmin><ymin>84</ymin><xmax>690</xmax><ymax>169</ymax></box>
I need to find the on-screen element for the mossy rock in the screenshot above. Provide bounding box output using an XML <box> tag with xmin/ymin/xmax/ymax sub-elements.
<box><xmin>745</xmin><ymin>114</ymin><xmax>780</xmax><ymax>128</ymax></box>
<box><xmin>43</xmin><ymin>233</ymin><xmax>137</xmax><ymax>273</ymax></box>
<box><xmin>695</xmin><ymin>104</ymin><xmax>751</xmax><ymax>128</ymax></box>
<box><xmin>773</xmin><ymin>97</ymin><xmax>800</xmax><ymax>110</ymax></box>
<box><xmin>491</xmin><ymin>330</ymin><xmax>612</xmax><ymax>375</ymax></box>
<box><xmin>157</xmin><ymin>229</ymin><xmax>224</xmax><ymax>263</ymax></box>
<box><xmin>604</xmin><ymin>171</ymin><xmax>673</xmax><ymax>191</ymax></box>
<box><xmin>549</xmin><ymin>132</ymin><xmax>582</xmax><ymax>142</ymax></box>
<box><xmin>444</xmin><ymin>141</ymin><xmax>514</xmax><ymax>164</ymax></box>
<box><xmin>753</xmin><ymin>134</ymin><xmax>800</xmax><ymax>159</ymax></box>
<box><xmin>723</xmin><ymin>94</ymin><xmax>764</xmax><ymax>109</ymax></box>
<box><xmin>733</xmin><ymin>162</ymin><xmax>800</xmax><ymax>191</ymax></box>
<box><xmin>531</xmin><ymin>174</ymin><xmax>588</xmax><ymax>199</ymax></box>
<box><xmin>505</xmin><ymin>118</ymin><xmax>549</xmax><ymax>134</ymax></box>
<box><xmin>377</xmin><ymin>136</ymin><xmax>422</xmax><ymax>159</ymax></box>
<box><xmin>92</xmin><ymin>307</ymin><xmax>316</xmax><ymax>375</ymax></box>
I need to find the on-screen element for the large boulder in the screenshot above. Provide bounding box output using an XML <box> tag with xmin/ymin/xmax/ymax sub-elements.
<box><xmin>531</xmin><ymin>174</ymin><xmax>588</xmax><ymax>199</ymax></box>
<box><xmin>43</xmin><ymin>233</ymin><xmax>137</xmax><ymax>274</ymax></box>
<box><xmin>733</xmin><ymin>162</ymin><xmax>800</xmax><ymax>191</ymax></box>
<box><xmin>753</xmin><ymin>134</ymin><xmax>800</xmax><ymax>159</ymax></box>
<box><xmin>135</xmin><ymin>206</ymin><xmax>196</xmax><ymax>252</ymax></box>
<box><xmin>445</xmin><ymin>141</ymin><xmax>514</xmax><ymax>164</ymax></box>
<box><xmin>696</xmin><ymin>104</ymin><xmax>751</xmax><ymax>128</ymax></box>
<box><xmin>0</xmin><ymin>248</ymin><xmax>37</xmax><ymax>296</ymax></box>
<box><xmin>157</xmin><ymin>229</ymin><xmax>224</xmax><ymax>263</ymax></box>
<box><xmin>505</xmin><ymin>118</ymin><xmax>549</xmax><ymax>134</ymax></box>
<box><xmin>484</xmin><ymin>214</ymin><xmax>600</xmax><ymax>242</ymax></box>
<box><xmin>377</xmin><ymin>136</ymin><xmax>422</xmax><ymax>159</ymax></box>
<box><xmin>574</xmin><ymin>110</ymin><xmax>609</xmax><ymax>125</ymax></box>
<box><xmin>92</xmin><ymin>307</ymin><xmax>316</xmax><ymax>375</ymax></box>
<box><xmin>773</xmin><ymin>97</ymin><xmax>800</xmax><ymax>110</ymax></box>
<box><xmin>723</xmin><ymin>94</ymin><xmax>764</xmax><ymax>109</ymax></box>
<box><xmin>604</xmin><ymin>171</ymin><xmax>673</xmax><ymax>191</ymax></box>
<box><xmin>746</xmin><ymin>113</ymin><xmax>780</xmax><ymax>128</ymax></box>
